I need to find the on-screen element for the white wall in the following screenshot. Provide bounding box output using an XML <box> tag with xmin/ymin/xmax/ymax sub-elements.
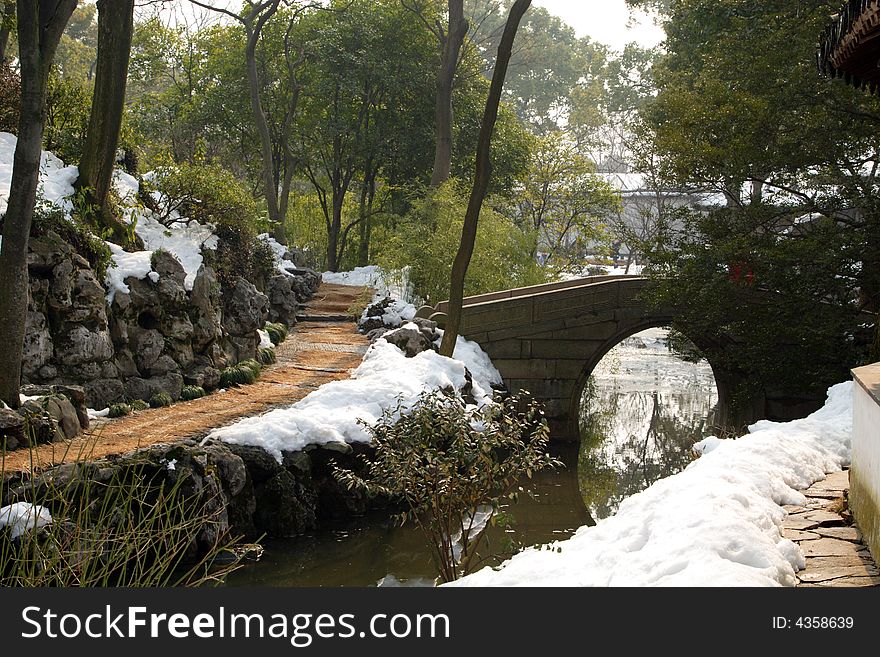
<box><xmin>851</xmin><ymin>364</ymin><xmax>880</xmax><ymax>561</ymax></box>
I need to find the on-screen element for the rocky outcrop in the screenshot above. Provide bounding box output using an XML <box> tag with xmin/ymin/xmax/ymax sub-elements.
<box><xmin>21</xmin><ymin>233</ymin><xmax>319</xmax><ymax>410</ymax></box>
<box><xmin>2</xmin><ymin>440</ymin><xmax>390</xmax><ymax>548</ymax></box>
<box><xmin>0</xmin><ymin>385</ymin><xmax>87</xmax><ymax>450</ymax></box>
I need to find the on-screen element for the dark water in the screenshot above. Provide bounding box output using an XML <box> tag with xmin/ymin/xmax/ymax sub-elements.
<box><xmin>228</xmin><ymin>329</ymin><xmax>717</xmax><ymax>587</ymax></box>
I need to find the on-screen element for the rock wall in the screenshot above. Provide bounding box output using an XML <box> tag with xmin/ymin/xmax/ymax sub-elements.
<box><xmin>2</xmin><ymin>440</ymin><xmax>388</xmax><ymax>551</ymax></box>
<box><xmin>22</xmin><ymin>231</ymin><xmax>321</xmax><ymax>409</ymax></box>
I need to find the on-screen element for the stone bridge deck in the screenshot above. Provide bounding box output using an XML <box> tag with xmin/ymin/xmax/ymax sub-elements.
<box><xmin>426</xmin><ymin>275</ymin><xmax>835</xmax><ymax>439</ymax></box>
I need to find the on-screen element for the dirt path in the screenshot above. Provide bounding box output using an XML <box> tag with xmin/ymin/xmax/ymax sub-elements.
<box><xmin>2</xmin><ymin>284</ymin><xmax>371</xmax><ymax>473</ymax></box>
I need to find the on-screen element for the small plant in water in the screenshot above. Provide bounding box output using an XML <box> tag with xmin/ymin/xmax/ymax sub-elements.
<box><xmin>0</xmin><ymin>434</ymin><xmax>246</xmax><ymax>586</ymax></box>
<box><xmin>334</xmin><ymin>390</ymin><xmax>560</xmax><ymax>583</ymax></box>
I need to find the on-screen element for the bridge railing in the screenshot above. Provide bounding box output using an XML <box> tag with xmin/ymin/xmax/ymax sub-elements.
<box><xmin>434</xmin><ymin>275</ymin><xmax>641</xmax><ymax>313</ymax></box>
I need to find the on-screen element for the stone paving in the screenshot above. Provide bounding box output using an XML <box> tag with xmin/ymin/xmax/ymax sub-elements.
<box><xmin>783</xmin><ymin>470</ymin><xmax>880</xmax><ymax>587</ymax></box>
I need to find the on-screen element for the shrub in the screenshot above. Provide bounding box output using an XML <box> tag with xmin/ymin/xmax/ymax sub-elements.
<box><xmin>334</xmin><ymin>390</ymin><xmax>560</xmax><ymax>583</ymax></box>
<box><xmin>264</xmin><ymin>322</ymin><xmax>288</xmax><ymax>345</ymax></box>
<box><xmin>257</xmin><ymin>348</ymin><xmax>276</xmax><ymax>366</ymax></box>
<box><xmin>108</xmin><ymin>403</ymin><xmax>132</xmax><ymax>419</ymax></box>
<box><xmin>30</xmin><ymin>200</ymin><xmax>113</xmax><ymax>281</ymax></box>
<box><xmin>129</xmin><ymin>400</ymin><xmax>150</xmax><ymax>412</ymax></box>
<box><xmin>149</xmin><ymin>392</ymin><xmax>174</xmax><ymax>408</ymax></box>
<box><xmin>145</xmin><ymin>163</ymin><xmax>273</xmax><ymax>288</ymax></box>
<box><xmin>378</xmin><ymin>181</ymin><xmax>548</xmax><ymax>305</ymax></box>
<box><xmin>219</xmin><ymin>361</ymin><xmax>261</xmax><ymax>388</ymax></box>
<box><xmin>0</xmin><ymin>62</ymin><xmax>20</xmax><ymax>134</ymax></box>
<box><xmin>44</xmin><ymin>69</ymin><xmax>92</xmax><ymax>165</ymax></box>
<box><xmin>180</xmin><ymin>386</ymin><xmax>206</xmax><ymax>401</ymax></box>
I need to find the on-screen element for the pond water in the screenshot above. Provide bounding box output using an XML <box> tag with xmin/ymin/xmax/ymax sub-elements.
<box><xmin>227</xmin><ymin>328</ymin><xmax>717</xmax><ymax>587</ymax></box>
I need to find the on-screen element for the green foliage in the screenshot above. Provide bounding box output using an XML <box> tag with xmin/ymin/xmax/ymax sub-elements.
<box><xmin>30</xmin><ymin>199</ymin><xmax>113</xmax><ymax>281</ymax></box>
<box><xmin>263</xmin><ymin>322</ymin><xmax>288</xmax><ymax>345</ymax></box>
<box><xmin>129</xmin><ymin>399</ymin><xmax>150</xmax><ymax>412</ymax></box>
<box><xmin>0</xmin><ymin>448</ymin><xmax>245</xmax><ymax>586</ymax></box>
<box><xmin>219</xmin><ymin>360</ymin><xmax>262</xmax><ymax>388</ymax></box>
<box><xmin>108</xmin><ymin>403</ymin><xmax>132</xmax><ymax>419</ymax></box>
<box><xmin>379</xmin><ymin>181</ymin><xmax>549</xmax><ymax>304</ymax></box>
<box><xmin>0</xmin><ymin>61</ymin><xmax>19</xmax><ymax>134</ymax></box>
<box><xmin>180</xmin><ymin>386</ymin><xmax>207</xmax><ymax>402</ymax></box>
<box><xmin>146</xmin><ymin>163</ymin><xmax>274</xmax><ymax>288</ymax></box>
<box><xmin>629</xmin><ymin>0</ymin><xmax>880</xmax><ymax>407</ymax></box>
<box><xmin>149</xmin><ymin>392</ymin><xmax>173</xmax><ymax>409</ymax></box>
<box><xmin>44</xmin><ymin>69</ymin><xmax>92</xmax><ymax>164</ymax></box>
<box><xmin>505</xmin><ymin>132</ymin><xmax>620</xmax><ymax>273</ymax></box>
<box><xmin>257</xmin><ymin>348</ymin><xmax>276</xmax><ymax>366</ymax></box>
<box><xmin>334</xmin><ymin>390</ymin><xmax>560</xmax><ymax>583</ymax></box>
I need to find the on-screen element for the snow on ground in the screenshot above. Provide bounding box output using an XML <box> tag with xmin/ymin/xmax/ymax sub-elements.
<box><xmin>257</xmin><ymin>233</ymin><xmax>301</xmax><ymax>278</ymax></box>
<box><xmin>113</xmin><ymin>169</ymin><xmax>217</xmax><ymax>291</ymax></box>
<box><xmin>257</xmin><ymin>329</ymin><xmax>274</xmax><ymax>350</ymax></box>
<box><xmin>0</xmin><ymin>503</ymin><xmax>53</xmax><ymax>540</ymax></box>
<box><xmin>1</xmin><ymin>132</ymin><xmax>218</xmax><ymax>301</ymax></box>
<box><xmin>321</xmin><ymin>265</ymin><xmax>386</xmax><ymax>288</ymax></box>
<box><xmin>447</xmin><ymin>382</ymin><xmax>853</xmax><ymax>587</ymax></box>
<box><xmin>208</xmin><ymin>333</ymin><xmax>503</xmax><ymax>463</ymax></box>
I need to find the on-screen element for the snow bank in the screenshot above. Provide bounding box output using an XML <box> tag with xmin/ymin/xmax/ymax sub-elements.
<box><xmin>0</xmin><ymin>503</ymin><xmax>53</xmax><ymax>540</ymax></box>
<box><xmin>208</xmin><ymin>334</ymin><xmax>502</xmax><ymax>463</ymax></box>
<box><xmin>0</xmin><ymin>132</ymin><xmax>79</xmax><ymax>217</ymax></box>
<box><xmin>321</xmin><ymin>265</ymin><xmax>386</xmax><ymax>288</ymax></box>
<box><xmin>447</xmin><ymin>382</ymin><xmax>853</xmax><ymax>587</ymax></box>
<box><xmin>113</xmin><ymin>170</ymin><xmax>218</xmax><ymax>292</ymax></box>
<box><xmin>257</xmin><ymin>329</ymin><xmax>274</xmax><ymax>350</ymax></box>
<box><xmin>1</xmin><ymin>133</ymin><xmax>217</xmax><ymax>301</ymax></box>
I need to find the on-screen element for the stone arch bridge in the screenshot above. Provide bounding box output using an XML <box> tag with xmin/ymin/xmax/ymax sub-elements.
<box><xmin>421</xmin><ymin>276</ymin><xmax>825</xmax><ymax>441</ymax></box>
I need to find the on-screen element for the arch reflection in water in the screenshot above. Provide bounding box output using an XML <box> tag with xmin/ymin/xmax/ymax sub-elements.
<box><xmin>578</xmin><ymin>327</ymin><xmax>718</xmax><ymax>522</ymax></box>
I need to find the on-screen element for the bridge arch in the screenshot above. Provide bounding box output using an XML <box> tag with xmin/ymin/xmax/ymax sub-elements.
<box><xmin>428</xmin><ymin>276</ymin><xmax>751</xmax><ymax>441</ymax></box>
<box><xmin>569</xmin><ymin>318</ymin><xmax>728</xmax><ymax>442</ymax></box>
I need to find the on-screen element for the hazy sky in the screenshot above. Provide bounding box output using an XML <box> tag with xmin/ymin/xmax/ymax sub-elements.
<box><xmin>166</xmin><ymin>1</ymin><xmax>665</xmax><ymax>51</ymax></box>
<box><xmin>533</xmin><ymin>0</ymin><xmax>665</xmax><ymax>51</ymax></box>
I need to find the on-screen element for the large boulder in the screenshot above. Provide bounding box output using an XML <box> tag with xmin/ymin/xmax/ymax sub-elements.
<box><xmin>265</xmin><ymin>274</ymin><xmax>299</xmax><ymax>325</ymax></box>
<box><xmin>52</xmin><ymin>326</ymin><xmax>114</xmax><ymax>366</ymax></box>
<box><xmin>22</xmin><ymin>311</ymin><xmax>53</xmax><ymax>378</ymax></box>
<box><xmin>223</xmin><ymin>277</ymin><xmax>269</xmax><ymax>337</ymax></box>
<box><xmin>189</xmin><ymin>265</ymin><xmax>222</xmax><ymax>352</ymax></box>
<box><xmin>382</xmin><ymin>325</ymin><xmax>433</xmax><ymax>357</ymax></box>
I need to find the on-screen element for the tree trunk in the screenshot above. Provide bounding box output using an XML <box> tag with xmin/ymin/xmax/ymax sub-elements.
<box><xmin>0</xmin><ymin>1</ymin><xmax>14</xmax><ymax>63</ymax></box>
<box><xmin>77</xmin><ymin>0</ymin><xmax>134</xmax><ymax>245</ymax></box>
<box><xmin>0</xmin><ymin>0</ymin><xmax>77</xmax><ymax>409</ymax></box>
<box><xmin>357</xmin><ymin>169</ymin><xmax>375</xmax><ymax>267</ymax></box>
<box><xmin>243</xmin><ymin>2</ymin><xmax>286</xmax><ymax>243</ymax></box>
<box><xmin>326</xmin><ymin>200</ymin><xmax>341</xmax><ymax>273</ymax></box>
<box><xmin>439</xmin><ymin>0</ymin><xmax>531</xmax><ymax>357</ymax></box>
<box><xmin>430</xmin><ymin>0</ymin><xmax>468</xmax><ymax>188</ymax></box>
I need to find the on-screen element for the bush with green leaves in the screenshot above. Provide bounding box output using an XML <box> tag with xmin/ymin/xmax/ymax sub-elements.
<box><xmin>378</xmin><ymin>181</ymin><xmax>548</xmax><ymax>305</ymax></box>
<box><xmin>334</xmin><ymin>390</ymin><xmax>560</xmax><ymax>583</ymax></box>
<box><xmin>257</xmin><ymin>348</ymin><xmax>276</xmax><ymax>366</ymax></box>
<box><xmin>181</xmin><ymin>386</ymin><xmax>206</xmax><ymax>401</ymax></box>
<box><xmin>149</xmin><ymin>392</ymin><xmax>174</xmax><ymax>408</ymax></box>
<box><xmin>145</xmin><ymin>163</ymin><xmax>275</xmax><ymax>288</ymax></box>
<box><xmin>0</xmin><ymin>62</ymin><xmax>20</xmax><ymax>134</ymax></box>
<box><xmin>219</xmin><ymin>360</ymin><xmax>262</xmax><ymax>388</ymax></box>
<box><xmin>129</xmin><ymin>400</ymin><xmax>150</xmax><ymax>412</ymax></box>
<box><xmin>264</xmin><ymin>322</ymin><xmax>288</xmax><ymax>345</ymax></box>
<box><xmin>108</xmin><ymin>403</ymin><xmax>132</xmax><ymax>418</ymax></box>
